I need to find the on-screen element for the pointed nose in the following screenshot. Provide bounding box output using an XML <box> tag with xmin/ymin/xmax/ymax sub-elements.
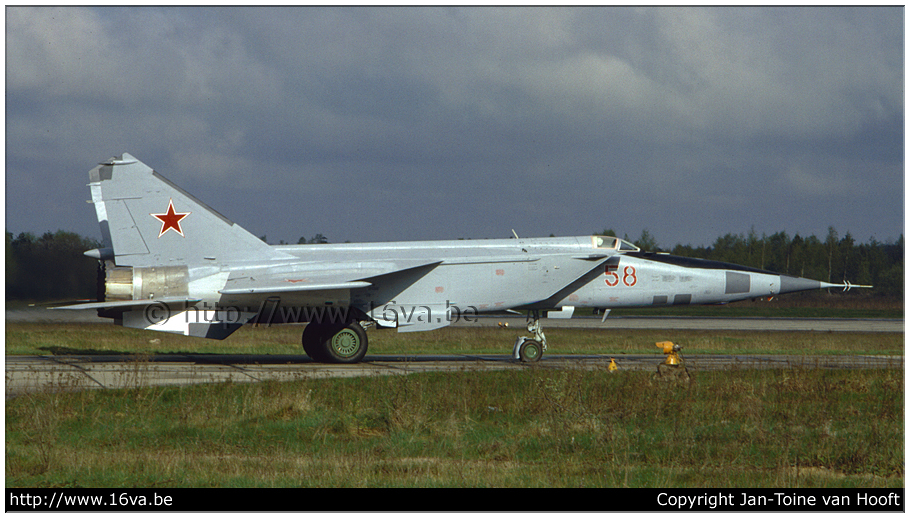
<box><xmin>779</xmin><ymin>275</ymin><xmax>823</xmax><ymax>295</ymax></box>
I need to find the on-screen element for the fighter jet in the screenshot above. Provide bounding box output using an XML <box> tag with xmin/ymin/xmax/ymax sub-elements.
<box><xmin>57</xmin><ymin>153</ymin><xmax>869</xmax><ymax>363</ymax></box>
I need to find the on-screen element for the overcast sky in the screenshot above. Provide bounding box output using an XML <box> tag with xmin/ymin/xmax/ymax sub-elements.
<box><xmin>6</xmin><ymin>6</ymin><xmax>904</xmax><ymax>249</ymax></box>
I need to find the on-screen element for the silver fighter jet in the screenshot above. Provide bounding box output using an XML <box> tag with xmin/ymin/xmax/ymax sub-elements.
<box><xmin>58</xmin><ymin>154</ymin><xmax>869</xmax><ymax>363</ymax></box>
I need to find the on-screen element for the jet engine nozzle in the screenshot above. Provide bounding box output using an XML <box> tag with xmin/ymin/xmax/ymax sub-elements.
<box><xmin>100</xmin><ymin>264</ymin><xmax>190</xmax><ymax>302</ymax></box>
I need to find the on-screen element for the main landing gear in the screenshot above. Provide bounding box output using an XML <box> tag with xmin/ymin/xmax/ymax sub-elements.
<box><xmin>302</xmin><ymin>312</ymin><xmax>549</xmax><ymax>364</ymax></box>
<box><xmin>302</xmin><ymin>321</ymin><xmax>369</xmax><ymax>364</ymax></box>
<box><xmin>512</xmin><ymin>311</ymin><xmax>548</xmax><ymax>363</ymax></box>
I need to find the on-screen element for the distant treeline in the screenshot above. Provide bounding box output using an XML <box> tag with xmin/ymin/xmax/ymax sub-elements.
<box><xmin>6</xmin><ymin>231</ymin><xmax>102</xmax><ymax>302</ymax></box>
<box><xmin>6</xmin><ymin>227</ymin><xmax>904</xmax><ymax>302</ymax></box>
<box><xmin>601</xmin><ymin>227</ymin><xmax>904</xmax><ymax>298</ymax></box>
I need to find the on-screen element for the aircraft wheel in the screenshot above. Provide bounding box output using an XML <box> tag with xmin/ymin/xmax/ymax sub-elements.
<box><xmin>518</xmin><ymin>339</ymin><xmax>543</xmax><ymax>363</ymax></box>
<box><xmin>322</xmin><ymin>322</ymin><xmax>369</xmax><ymax>364</ymax></box>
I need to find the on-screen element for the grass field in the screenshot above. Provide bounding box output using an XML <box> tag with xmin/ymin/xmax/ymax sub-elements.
<box><xmin>4</xmin><ymin>321</ymin><xmax>905</xmax><ymax>489</ymax></box>
<box><xmin>6</xmin><ymin>366</ymin><xmax>904</xmax><ymax>488</ymax></box>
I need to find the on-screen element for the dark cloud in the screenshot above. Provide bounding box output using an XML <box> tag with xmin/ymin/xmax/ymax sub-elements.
<box><xmin>6</xmin><ymin>6</ymin><xmax>903</xmax><ymax>248</ymax></box>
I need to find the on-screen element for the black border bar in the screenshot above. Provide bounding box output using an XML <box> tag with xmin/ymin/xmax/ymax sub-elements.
<box><xmin>5</xmin><ymin>488</ymin><xmax>904</xmax><ymax>512</ymax></box>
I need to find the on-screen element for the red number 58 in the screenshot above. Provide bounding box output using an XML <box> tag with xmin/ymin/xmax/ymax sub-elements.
<box><xmin>605</xmin><ymin>264</ymin><xmax>637</xmax><ymax>287</ymax></box>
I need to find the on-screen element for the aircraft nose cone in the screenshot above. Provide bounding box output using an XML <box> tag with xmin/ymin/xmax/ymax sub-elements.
<box><xmin>779</xmin><ymin>275</ymin><xmax>822</xmax><ymax>294</ymax></box>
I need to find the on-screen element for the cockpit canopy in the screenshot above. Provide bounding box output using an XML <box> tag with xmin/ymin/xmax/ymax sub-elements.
<box><xmin>592</xmin><ymin>235</ymin><xmax>640</xmax><ymax>252</ymax></box>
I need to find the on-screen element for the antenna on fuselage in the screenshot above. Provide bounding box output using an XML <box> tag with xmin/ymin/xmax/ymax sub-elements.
<box><xmin>511</xmin><ymin>229</ymin><xmax>519</xmax><ymax>239</ymax></box>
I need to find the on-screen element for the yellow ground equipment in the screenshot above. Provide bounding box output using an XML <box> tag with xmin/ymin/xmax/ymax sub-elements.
<box><xmin>656</xmin><ymin>341</ymin><xmax>689</xmax><ymax>380</ymax></box>
<box><xmin>656</xmin><ymin>341</ymin><xmax>682</xmax><ymax>365</ymax></box>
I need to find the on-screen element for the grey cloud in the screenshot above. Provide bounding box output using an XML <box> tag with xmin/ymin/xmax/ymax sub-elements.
<box><xmin>5</xmin><ymin>6</ymin><xmax>902</xmax><ymax>248</ymax></box>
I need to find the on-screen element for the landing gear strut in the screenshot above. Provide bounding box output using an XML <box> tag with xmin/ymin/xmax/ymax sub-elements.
<box><xmin>302</xmin><ymin>321</ymin><xmax>369</xmax><ymax>364</ymax></box>
<box><xmin>513</xmin><ymin>311</ymin><xmax>548</xmax><ymax>363</ymax></box>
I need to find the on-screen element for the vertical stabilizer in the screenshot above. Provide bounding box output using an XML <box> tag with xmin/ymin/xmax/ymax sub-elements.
<box><xmin>88</xmin><ymin>153</ymin><xmax>281</xmax><ymax>267</ymax></box>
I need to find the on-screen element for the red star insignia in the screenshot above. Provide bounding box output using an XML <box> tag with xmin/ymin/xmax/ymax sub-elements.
<box><xmin>151</xmin><ymin>198</ymin><xmax>191</xmax><ymax>238</ymax></box>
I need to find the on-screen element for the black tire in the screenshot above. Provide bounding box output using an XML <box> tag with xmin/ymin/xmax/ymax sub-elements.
<box><xmin>518</xmin><ymin>339</ymin><xmax>543</xmax><ymax>363</ymax></box>
<box><xmin>302</xmin><ymin>323</ymin><xmax>329</xmax><ymax>362</ymax></box>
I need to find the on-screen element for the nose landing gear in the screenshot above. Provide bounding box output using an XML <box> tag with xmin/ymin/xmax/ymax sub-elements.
<box><xmin>513</xmin><ymin>311</ymin><xmax>548</xmax><ymax>362</ymax></box>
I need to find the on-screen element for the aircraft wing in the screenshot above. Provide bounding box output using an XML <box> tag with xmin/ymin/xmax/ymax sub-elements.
<box><xmin>52</xmin><ymin>297</ymin><xmax>202</xmax><ymax>311</ymax></box>
<box><xmin>571</xmin><ymin>253</ymin><xmax>611</xmax><ymax>261</ymax></box>
<box><xmin>219</xmin><ymin>260</ymin><xmax>442</xmax><ymax>298</ymax></box>
<box><xmin>219</xmin><ymin>280</ymin><xmax>371</xmax><ymax>295</ymax></box>
<box><xmin>516</xmin><ymin>255</ymin><xmax>615</xmax><ymax>311</ymax></box>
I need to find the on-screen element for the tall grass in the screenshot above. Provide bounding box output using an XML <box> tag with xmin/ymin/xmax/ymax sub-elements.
<box><xmin>6</xmin><ymin>366</ymin><xmax>903</xmax><ymax>488</ymax></box>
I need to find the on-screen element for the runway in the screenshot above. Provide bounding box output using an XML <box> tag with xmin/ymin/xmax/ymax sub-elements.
<box><xmin>6</xmin><ymin>352</ymin><xmax>903</xmax><ymax>398</ymax></box>
<box><xmin>5</xmin><ymin>310</ymin><xmax>903</xmax><ymax>396</ymax></box>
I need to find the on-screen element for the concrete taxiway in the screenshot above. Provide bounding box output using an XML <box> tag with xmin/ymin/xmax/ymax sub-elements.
<box><xmin>5</xmin><ymin>353</ymin><xmax>903</xmax><ymax>398</ymax></box>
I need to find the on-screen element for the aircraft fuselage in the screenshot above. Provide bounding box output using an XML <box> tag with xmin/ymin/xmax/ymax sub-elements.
<box><xmin>60</xmin><ymin>154</ymin><xmax>864</xmax><ymax>362</ymax></box>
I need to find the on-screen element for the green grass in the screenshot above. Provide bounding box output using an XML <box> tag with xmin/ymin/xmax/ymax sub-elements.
<box><xmin>5</xmin><ymin>321</ymin><xmax>904</xmax><ymax>488</ymax></box>
<box><xmin>4</xmin><ymin>322</ymin><xmax>904</xmax><ymax>356</ymax></box>
<box><xmin>6</xmin><ymin>367</ymin><xmax>903</xmax><ymax>488</ymax></box>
